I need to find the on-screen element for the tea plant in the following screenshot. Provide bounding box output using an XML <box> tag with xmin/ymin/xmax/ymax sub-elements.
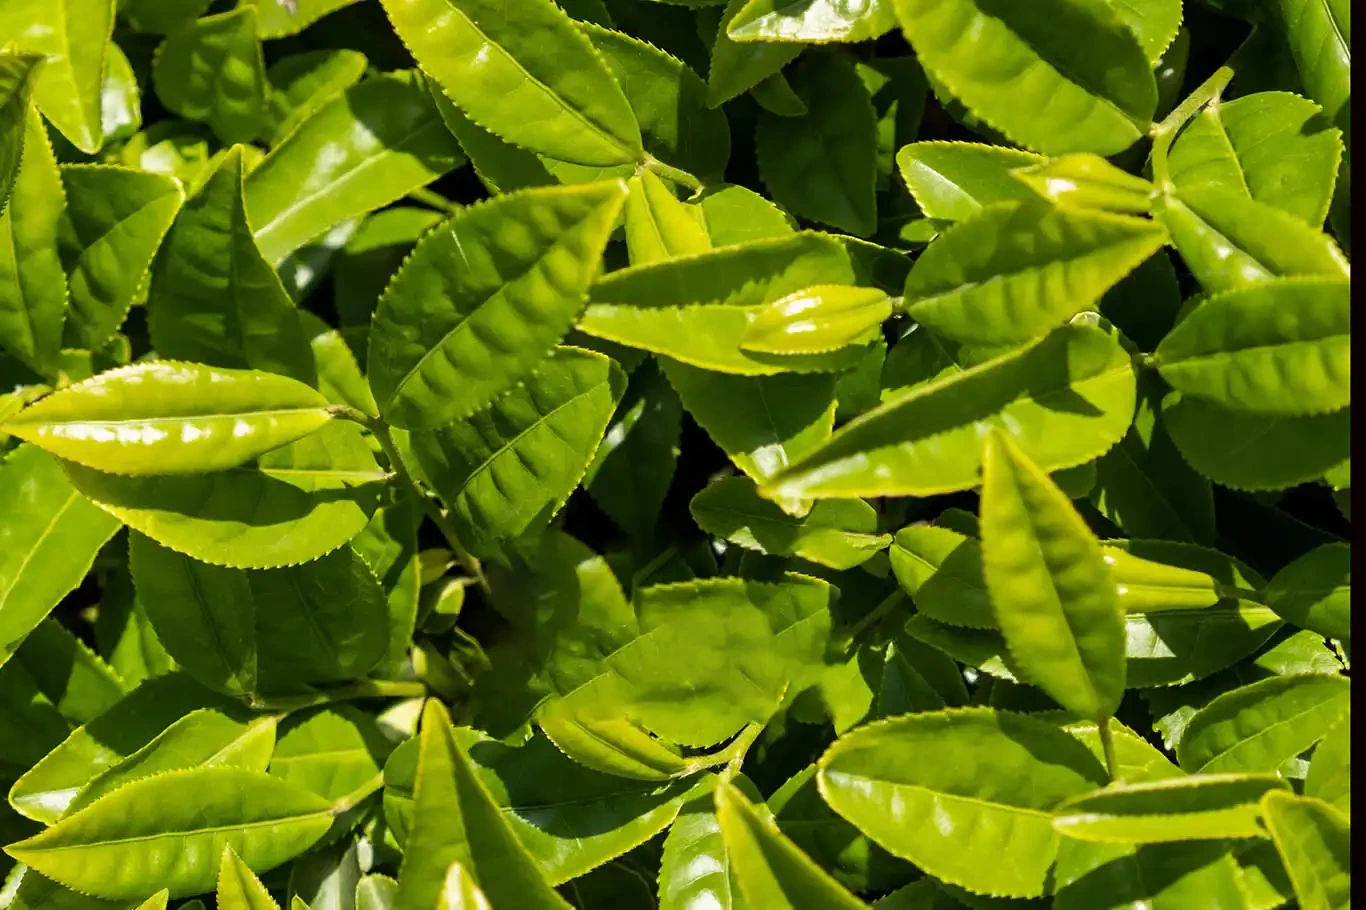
<box><xmin>0</xmin><ymin>0</ymin><xmax>1350</xmax><ymax>906</ymax></box>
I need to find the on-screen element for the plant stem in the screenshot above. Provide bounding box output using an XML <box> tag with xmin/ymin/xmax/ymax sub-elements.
<box><xmin>247</xmin><ymin>679</ymin><xmax>429</xmax><ymax>713</ymax></box>
<box><xmin>1148</xmin><ymin>65</ymin><xmax>1234</xmax><ymax>190</ymax></box>
<box><xmin>1098</xmin><ymin>717</ymin><xmax>1121</xmax><ymax>783</ymax></box>
<box><xmin>846</xmin><ymin>591</ymin><xmax>907</xmax><ymax>645</ymax></box>
<box><xmin>368</xmin><ymin>418</ymin><xmax>492</xmax><ymax>598</ymax></box>
<box><xmin>407</xmin><ymin>186</ymin><xmax>460</xmax><ymax>214</ymax></box>
<box><xmin>641</xmin><ymin>154</ymin><xmax>702</xmax><ymax>192</ymax></box>
<box><xmin>329</xmin><ymin>771</ymin><xmax>386</xmax><ymax>817</ymax></box>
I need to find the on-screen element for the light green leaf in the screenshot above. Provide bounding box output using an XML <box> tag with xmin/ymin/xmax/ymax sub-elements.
<box><xmin>368</xmin><ymin>180</ymin><xmax>627</xmax><ymax>429</ymax></box>
<box><xmin>1271</xmin><ymin>0</ymin><xmax>1350</xmax><ymax>129</ymax></box>
<box><xmin>1168</xmin><ymin>91</ymin><xmax>1343</xmax><ymax>227</ymax></box>
<box><xmin>62</xmin><ymin>421</ymin><xmax>385</xmax><ymax>569</ymax></box>
<box><xmin>895</xmin><ymin>141</ymin><xmax>1042</xmax><ymax>223</ymax></box>
<box><xmin>756</xmin><ymin>53</ymin><xmax>877</xmax><ymax>237</ymax></box>
<box><xmin>1011</xmin><ymin>154</ymin><xmax>1156</xmax><ymax>215</ymax></box>
<box><xmin>246</xmin><ymin>70</ymin><xmax>465</xmax><ymax>265</ymax></box>
<box><xmin>1304</xmin><ymin>714</ymin><xmax>1350</xmax><ymax>816</ymax></box>
<box><xmin>262</xmin><ymin>49</ymin><xmax>367</xmax><ymax>147</ymax></box>
<box><xmin>891</xmin><ymin>0</ymin><xmax>1156</xmax><ymax>155</ymax></box>
<box><xmin>1052</xmin><ymin>838</ymin><xmax>1250</xmax><ymax>910</ymax></box>
<box><xmin>0</xmin><ymin>659</ymin><xmax>71</xmax><ymax>782</ymax></box>
<box><xmin>147</xmin><ymin>147</ymin><xmax>315</xmax><ymax>384</ymax></box>
<box><xmin>691</xmin><ymin>476</ymin><xmax>889</xmax><ymax>569</ymax></box>
<box><xmin>889</xmin><ymin>524</ymin><xmax>993</xmax><ymax>628</ymax></box>
<box><xmin>817</xmin><ymin>707</ymin><xmax>1108</xmax><ymax>897</ymax></box>
<box><xmin>356</xmin><ymin>874</ymin><xmax>398</xmax><ymax>910</ymax></box>
<box><xmin>410</xmin><ymin>346</ymin><xmax>626</xmax><ymax>560</ymax></box>
<box><xmin>270</xmin><ymin>705</ymin><xmax>392</xmax><ymax>802</ymax></box>
<box><xmin>0</xmin><ymin>107</ymin><xmax>66</xmax><ymax>379</ymax></box>
<box><xmin>657</xmin><ymin>775</ymin><xmax>752</xmax><ymax>910</ymax></box>
<box><xmin>904</xmin><ymin>202</ymin><xmax>1167</xmax><ymax>346</ymax></box>
<box><xmin>10</xmin><ymin>618</ymin><xmax>126</xmax><ymax>726</ymax></box>
<box><xmin>768</xmin><ymin>321</ymin><xmax>1137</xmax><ymax>499</ymax></box>
<box><xmin>437</xmin><ymin>863</ymin><xmax>491</xmax><ymax>910</ymax></box>
<box><xmin>218</xmin><ymin>846</ymin><xmax>282</xmax><ymax>910</ymax></box>
<box><xmin>579</xmin><ymin>233</ymin><xmax>881</xmax><ymax>376</ymax></box>
<box><xmin>741</xmin><ymin>285</ymin><xmax>890</xmax><ymax>356</ymax></box>
<box><xmin>382</xmin><ymin>727</ymin><xmax>691</xmax><ymax>884</ymax></box>
<box><xmin>99</xmin><ymin>42</ymin><xmax>141</xmax><ymax>146</ymax></box>
<box><xmin>4</xmin><ymin>767</ymin><xmax>332</xmax><ymax>900</ymax></box>
<box><xmin>624</xmin><ymin>170</ymin><xmax>711</xmax><ymax>266</ymax></box>
<box><xmin>1154</xmin><ymin>277</ymin><xmax>1350</xmax><ymax>416</ymax></box>
<box><xmin>0</xmin><ymin>445</ymin><xmax>121</xmax><ymax>669</ymax></box>
<box><xmin>7</xmin><ymin>671</ymin><xmax>235</xmax><ymax>823</ymax></box>
<box><xmin>1162</xmin><ymin>392</ymin><xmax>1350</xmax><ymax>492</ymax></box>
<box><xmin>0</xmin><ymin>0</ymin><xmax>113</xmax><ymax>153</ymax></box>
<box><xmin>539</xmin><ymin>573</ymin><xmax>837</xmax><ymax>747</ymax></box>
<box><xmin>393</xmin><ymin>700</ymin><xmax>569</xmax><ymax>910</ymax></box>
<box><xmin>56</xmin><ymin>165</ymin><xmax>182</xmax><ymax>349</ymax></box>
<box><xmin>705</xmin><ymin>0</ymin><xmax>803</xmax><ymax>108</ymax></box>
<box><xmin>1265</xmin><ymin>543</ymin><xmax>1350</xmax><ymax>642</ymax></box>
<box><xmin>427</xmin><ymin>86</ymin><xmax>556</xmax><ymax>196</ymax></box>
<box><xmin>1155</xmin><ymin>185</ymin><xmax>1349</xmax><ymax>294</ymax></box>
<box><xmin>727</xmin><ymin>0</ymin><xmax>896</xmax><ymax>42</ymax></box>
<box><xmin>1177</xmin><ymin>674</ymin><xmax>1351</xmax><ymax>774</ymax></box>
<box><xmin>65</xmin><ymin>709</ymin><xmax>276</xmax><ymax>817</ymax></box>
<box><xmin>981</xmin><ymin>429</ymin><xmax>1125</xmax><ymax>720</ymax></box>
<box><xmin>152</xmin><ymin>7</ymin><xmax>265</xmax><ymax>144</ymax></box>
<box><xmin>379</xmin><ymin>0</ymin><xmax>643</xmax><ymax>167</ymax></box>
<box><xmin>715</xmin><ymin>781</ymin><xmax>868</xmax><ymax>909</ymax></box>
<box><xmin>2</xmin><ymin>362</ymin><xmax>335</xmax><ymax>476</ymax></box>
<box><xmin>254</xmin><ymin>0</ymin><xmax>363</xmax><ymax>39</ymax></box>
<box><xmin>1053</xmin><ymin>774</ymin><xmax>1291</xmax><ymax>843</ymax></box>
<box><xmin>134</xmin><ymin>890</ymin><xmax>171</xmax><ymax>910</ymax></box>
<box><xmin>1260</xmin><ymin>791</ymin><xmax>1350</xmax><ymax>910</ymax></box>
<box><xmin>0</xmin><ymin>53</ymin><xmax>41</xmax><ymax>214</ymax></box>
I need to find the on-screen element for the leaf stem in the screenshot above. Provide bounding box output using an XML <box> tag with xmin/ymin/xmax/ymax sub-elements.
<box><xmin>1098</xmin><ymin>717</ymin><xmax>1121</xmax><ymax>783</ymax></box>
<box><xmin>246</xmin><ymin>679</ymin><xmax>429</xmax><ymax>713</ymax></box>
<box><xmin>641</xmin><ymin>154</ymin><xmax>702</xmax><ymax>192</ymax></box>
<box><xmin>367</xmin><ymin>418</ymin><xmax>492</xmax><ymax>598</ymax></box>
<box><xmin>406</xmin><ymin>186</ymin><xmax>460</xmax><ymax>214</ymax></box>
<box><xmin>329</xmin><ymin>771</ymin><xmax>386</xmax><ymax>817</ymax></box>
<box><xmin>1148</xmin><ymin>65</ymin><xmax>1233</xmax><ymax>189</ymax></box>
<box><xmin>845</xmin><ymin>590</ymin><xmax>907</xmax><ymax>645</ymax></box>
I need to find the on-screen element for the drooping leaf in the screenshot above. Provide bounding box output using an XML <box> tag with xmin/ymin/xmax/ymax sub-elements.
<box><xmin>4</xmin><ymin>767</ymin><xmax>333</xmax><ymax>900</ymax></box>
<box><xmin>690</xmin><ymin>476</ymin><xmax>890</xmax><ymax>569</ymax></box>
<box><xmin>715</xmin><ymin>781</ymin><xmax>869</xmax><ymax>909</ymax></box>
<box><xmin>1177</xmin><ymin>674</ymin><xmax>1351</xmax><ymax>774</ymax></box>
<box><xmin>56</xmin><ymin>165</ymin><xmax>182</xmax><ymax>349</ymax></box>
<box><xmin>891</xmin><ymin>0</ymin><xmax>1157</xmax><ymax>155</ymax></box>
<box><xmin>1154</xmin><ymin>277</ymin><xmax>1350</xmax><ymax>416</ymax></box>
<box><xmin>369</xmin><ymin>180</ymin><xmax>628</xmax><ymax>429</ymax></box>
<box><xmin>980</xmin><ymin>429</ymin><xmax>1126</xmax><ymax>721</ymax></box>
<box><xmin>147</xmin><ymin>146</ymin><xmax>315</xmax><ymax>384</ymax></box>
<box><xmin>817</xmin><ymin>707</ymin><xmax>1109</xmax><ymax>897</ymax></box>
<box><xmin>2</xmin><ymin>362</ymin><xmax>335</xmax><ymax>476</ymax></box>
<box><xmin>62</xmin><ymin>421</ymin><xmax>385</xmax><ymax>569</ymax></box>
<box><xmin>756</xmin><ymin>53</ymin><xmax>878</xmax><ymax>237</ymax></box>
<box><xmin>0</xmin><ymin>0</ymin><xmax>113</xmax><ymax>153</ymax></box>
<box><xmin>379</xmin><ymin>0</ymin><xmax>644</xmax><ymax>167</ymax></box>
<box><xmin>903</xmin><ymin>201</ymin><xmax>1167</xmax><ymax>346</ymax></box>
<box><xmin>769</xmin><ymin>321</ymin><xmax>1137</xmax><ymax>500</ymax></box>
<box><xmin>1052</xmin><ymin>774</ymin><xmax>1291</xmax><ymax>843</ymax></box>
<box><xmin>151</xmin><ymin>7</ymin><xmax>266</xmax><ymax>145</ymax></box>
<box><xmin>410</xmin><ymin>346</ymin><xmax>626</xmax><ymax>560</ymax></box>
<box><xmin>1260</xmin><ymin>791</ymin><xmax>1351</xmax><ymax>910</ymax></box>
<box><xmin>0</xmin><ymin>445</ymin><xmax>121</xmax><ymax>669</ymax></box>
<box><xmin>393</xmin><ymin>700</ymin><xmax>569</xmax><ymax>910</ymax></box>
<box><xmin>245</xmin><ymin>70</ymin><xmax>465</xmax><ymax>265</ymax></box>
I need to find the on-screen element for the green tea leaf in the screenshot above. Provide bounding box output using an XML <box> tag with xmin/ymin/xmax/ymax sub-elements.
<box><xmin>891</xmin><ymin>0</ymin><xmax>1156</xmax><ymax>155</ymax></box>
<box><xmin>889</xmin><ymin>524</ymin><xmax>993</xmax><ymax>628</ymax></box>
<box><xmin>4</xmin><ymin>767</ymin><xmax>332</xmax><ymax>900</ymax></box>
<box><xmin>981</xmin><ymin>429</ymin><xmax>1125</xmax><ymax>721</ymax></box>
<box><xmin>1177</xmin><ymin>674</ymin><xmax>1351</xmax><ymax>774</ymax></box>
<box><xmin>0</xmin><ymin>0</ymin><xmax>113</xmax><ymax>153</ymax></box>
<box><xmin>218</xmin><ymin>846</ymin><xmax>282</xmax><ymax>910</ymax></box>
<box><xmin>817</xmin><ymin>707</ymin><xmax>1108</xmax><ymax>897</ymax></box>
<box><xmin>705</xmin><ymin>0</ymin><xmax>803</xmax><ymax>109</ymax></box>
<box><xmin>11</xmin><ymin>618</ymin><xmax>126</xmax><ymax>726</ymax></box>
<box><xmin>369</xmin><ymin>181</ymin><xmax>627</xmax><ymax>429</ymax></box>
<box><xmin>895</xmin><ymin>141</ymin><xmax>1042</xmax><ymax>222</ymax></box>
<box><xmin>1154</xmin><ymin>277</ymin><xmax>1350</xmax><ymax>416</ymax></box>
<box><xmin>1053</xmin><ymin>774</ymin><xmax>1291</xmax><ymax>843</ymax></box>
<box><xmin>904</xmin><ymin>202</ymin><xmax>1167</xmax><ymax>346</ymax></box>
<box><xmin>0</xmin><ymin>445</ymin><xmax>121</xmax><ymax>669</ymax></box>
<box><xmin>0</xmin><ymin>53</ymin><xmax>41</xmax><ymax>215</ymax></box>
<box><xmin>246</xmin><ymin>70</ymin><xmax>465</xmax><ymax>265</ymax></box>
<box><xmin>769</xmin><ymin>321</ymin><xmax>1137</xmax><ymax>499</ymax></box>
<box><xmin>1265</xmin><ymin>543</ymin><xmax>1350</xmax><ymax>642</ymax></box>
<box><xmin>1011</xmin><ymin>154</ymin><xmax>1156</xmax><ymax>215</ymax></box>
<box><xmin>152</xmin><ymin>7</ymin><xmax>266</xmax><ymax>145</ymax></box>
<box><xmin>270</xmin><ymin>705</ymin><xmax>392</xmax><ymax>802</ymax></box>
<box><xmin>741</xmin><ymin>285</ymin><xmax>890</xmax><ymax>356</ymax></box>
<box><xmin>1260</xmin><ymin>791</ymin><xmax>1351</xmax><ymax>910</ymax></box>
<box><xmin>1303</xmin><ymin>714</ymin><xmax>1350</xmax><ymax>815</ymax></box>
<box><xmin>2</xmin><ymin>362</ymin><xmax>335</xmax><ymax>476</ymax></box>
<box><xmin>623</xmin><ymin>170</ymin><xmax>711</xmax><ymax>266</ymax></box>
<box><xmin>691</xmin><ymin>476</ymin><xmax>890</xmax><ymax>569</ymax></box>
<box><xmin>726</xmin><ymin>0</ymin><xmax>896</xmax><ymax>43</ymax></box>
<box><xmin>261</xmin><ymin>50</ymin><xmax>368</xmax><ymax>147</ymax></box>
<box><xmin>379</xmin><ymin>0</ymin><xmax>643</xmax><ymax>167</ymax></box>
<box><xmin>254</xmin><ymin>0</ymin><xmax>362</xmax><ymax>39</ymax></box>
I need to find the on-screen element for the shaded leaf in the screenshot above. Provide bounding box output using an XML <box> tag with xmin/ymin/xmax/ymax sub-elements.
<box><xmin>152</xmin><ymin>7</ymin><xmax>266</xmax><ymax>145</ymax></box>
